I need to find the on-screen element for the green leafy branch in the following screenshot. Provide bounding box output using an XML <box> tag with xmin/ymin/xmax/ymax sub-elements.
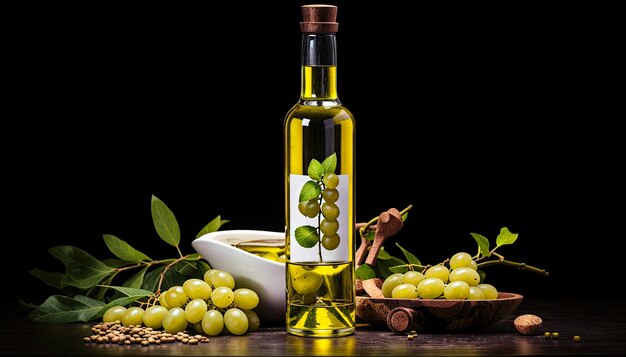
<box><xmin>25</xmin><ymin>194</ymin><xmax>228</xmax><ymax>323</ymax></box>
<box><xmin>355</xmin><ymin>211</ymin><xmax>548</xmax><ymax>283</ymax></box>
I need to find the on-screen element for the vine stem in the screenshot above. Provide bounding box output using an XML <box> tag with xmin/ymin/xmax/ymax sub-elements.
<box><xmin>477</xmin><ymin>256</ymin><xmax>549</xmax><ymax>276</ymax></box>
<box><xmin>155</xmin><ymin>254</ymin><xmax>195</xmax><ymax>295</ymax></box>
<box><xmin>359</xmin><ymin>204</ymin><xmax>413</xmax><ymax>238</ymax></box>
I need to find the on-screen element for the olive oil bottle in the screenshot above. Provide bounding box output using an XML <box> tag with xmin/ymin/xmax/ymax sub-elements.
<box><xmin>284</xmin><ymin>4</ymin><xmax>356</xmax><ymax>337</ymax></box>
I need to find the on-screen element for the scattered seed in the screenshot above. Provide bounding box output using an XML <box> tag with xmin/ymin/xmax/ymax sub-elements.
<box><xmin>551</xmin><ymin>332</ymin><xmax>560</xmax><ymax>339</ymax></box>
<box><xmin>544</xmin><ymin>332</ymin><xmax>551</xmax><ymax>339</ymax></box>
<box><xmin>407</xmin><ymin>335</ymin><xmax>414</xmax><ymax>340</ymax></box>
<box><xmin>573</xmin><ymin>335</ymin><xmax>581</xmax><ymax>343</ymax></box>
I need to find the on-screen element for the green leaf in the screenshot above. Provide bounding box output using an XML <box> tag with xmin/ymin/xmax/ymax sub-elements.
<box><xmin>355</xmin><ymin>264</ymin><xmax>376</xmax><ymax>280</ymax></box>
<box><xmin>496</xmin><ymin>227</ymin><xmax>519</xmax><ymax>247</ymax></box>
<box><xmin>28</xmin><ymin>295</ymin><xmax>103</xmax><ymax>323</ymax></box>
<box><xmin>376</xmin><ymin>248</ymin><xmax>393</xmax><ymax>260</ymax></box>
<box><xmin>321</xmin><ymin>153</ymin><xmax>337</xmax><ymax>174</ymax></box>
<box><xmin>195</xmin><ymin>215</ymin><xmax>229</xmax><ymax>238</ymax></box>
<box><xmin>19</xmin><ymin>299</ymin><xmax>39</xmax><ymax>312</ymax></box>
<box><xmin>101</xmin><ymin>286</ymin><xmax>154</xmax><ymax>298</ymax></box>
<box><xmin>307</xmin><ymin>159</ymin><xmax>324</xmax><ymax>181</ymax></box>
<box><xmin>196</xmin><ymin>260</ymin><xmax>211</xmax><ymax>277</ymax></box>
<box><xmin>141</xmin><ymin>266</ymin><xmax>164</xmax><ymax>292</ymax></box>
<box><xmin>401</xmin><ymin>212</ymin><xmax>409</xmax><ymax>221</ymax></box>
<box><xmin>389</xmin><ymin>265</ymin><xmax>409</xmax><ymax>274</ymax></box>
<box><xmin>30</xmin><ymin>269</ymin><xmax>64</xmax><ymax>290</ymax></box>
<box><xmin>151</xmin><ymin>195</ymin><xmax>181</xmax><ymax>247</ymax></box>
<box><xmin>103</xmin><ymin>259</ymin><xmax>130</xmax><ymax>268</ymax></box>
<box><xmin>294</xmin><ymin>225</ymin><xmax>319</xmax><ymax>248</ymax></box>
<box><xmin>122</xmin><ymin>266</ymin><xmax>148</xmax><ymax>289</ymax></box>
<box><xmin>103</xmin><ymin>234</ymin><xmax>151</xmax><ymax>262</ymax></box>
<box><xmin>299</xmin><ymin>181</ymin><xmax>321</xmax><ymax>202</ymax></box>
<box><xmin>73</xmin><ymin>295</ymin><xmax>105</xmax><ymax>307</ymax></box>
<box><xmin>141</xmin><ymin>263</ymin><xmax>189</xmax><ymax>292</ymax></box>
<box><xmin>49</xmin><ymin>246</ymin><xmax>115</xmax><ymax>289</ymax></box>
<box><xmin>376</xmin><ymin>256</ymin><xmax>406</xmax><ymax>278</ymax></box>
<box><xmin>471</xmin><ymin>232</ymin><xmax>491</xmax><ymax>258</ymax></box>
<box><xmin>395</xmin><ymin>243</ymin><xmax>421</xmax><ymax>266</ymax></box>
<box><xmin>177</xmin><ymin>262</ymin><xmax>200</xmax><ymax>277</ymax></box>
<box><xmin>365</xmin><ymin>230</ymin><xmax>375</xmax><ymax>241</ymax></box>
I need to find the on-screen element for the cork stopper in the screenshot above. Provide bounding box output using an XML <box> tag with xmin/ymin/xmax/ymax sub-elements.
<box><xmin>300</xmin><ymin>4</ymin><xmax>338</xmax><ymax>33</ymax></box>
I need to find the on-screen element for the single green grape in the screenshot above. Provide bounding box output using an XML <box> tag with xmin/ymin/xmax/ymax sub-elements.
<box><xmin>185</xmin><ymin>299</ymin><xmax>208</xmax><ymax>323</ymax></box>
<box><xmin>233</xmin><ymin>288</ymin><xmax>259</xmax><ymax>310</ymax></box>
<box><xmin>103</xmin><ymin>306</ymin><xmax>126</xmax><ymax>323</ymax></box>
<box><xmin>449</xmin><ymin>267</ymin><xmax>481</xmax><ymax>287</ymax></box>
<box><xmin>224</xmin><ymin>308</ymin><xmax>249</xmax><ymax>335</ymax></box>
<box><xmin>203</xmin><ymin>269</ymin><xmax>219</xmax><ymax>285</ymax></box>
<box><xmin>320</xmin><ymin>219</ymin><xmax>339</xmax><ymax>235</ymax></box>
<box><xmin>443</xmin><ymin>281</ymin><xmax>470</xmax><ymax>300</ymax></box>
<box><xmin>298</xmin><ymin>201</ymin><xmax>308</xmax><ymax>216</ymax></box>
<box><xmin>402</xmin><ymin>271</ymin><xmax>425</xmax><ymax>286</ymax></box>
<box><xmin>450</xmin><ymin>252</ymin><xmax>473</xmax><ymax>270</ymax></box>
<box><xmin>242</xmin><ymin>309</ymin><xmax>260</xmax><ymax>332</ymax></box>
<box><xmin>321</xmin><ymin>202</ymin><xmax>340</xmax><ymax>219</ymax></box>
<box><xmin>143</xmin><ymin>305</ymin><xmax>168</xmax><ymax>329</ymax></box>
<box><xmin>122</xmin><ymin>307</ymin><xmax>144</xmax><ymax>327</ymax></box>
<box><xmin>322</xmin><ymin>188</ymin><xmax>339</xmax><ymax>203</ymax></box>
<box><xmin>477</xmin><ymin>283</ymin><xmax>498</xmax><ymax>300</ymax></box>
<box><xmin>468</xmin><ymin>286</ymin><xmax>485</xmax><ymax>300</ymax></box>
<box><xmin>162</xmin><ymin>307</ymin><xmax>188</xmax><ymax>334</ymax></box>
<box><xmin>323</xmin><ymin>173</ymin><xmax>339</xmax><ymax>189</ymax></box>
<box><xmin>417</xmin><ymin>278</ymin><xmax>445</xmax><ymax>299</ymax></box>
<box><xmin>192</xmin><ymin>321</ymin><xmax>204</xmax><ymax>334</ymax></box>
<box><xmin>381</xmin><ymin>273</ymin><xmax>405</xmax><ymax>298</ymax></box>
<box><xmin>468</xmin><ymin>260</ymin><xmax>478</xmax><ymax>271</ymax></box>
<box><xmin>158</xmin><ymin>293</ymin><xmax>171</xmax><ymax>309</ymax></box>
<box><xmin>211</xmin><ymin>287</ymin><xmax>235</xmax><ymax>308</ymax></box>
<box><xmin>322</xmin><ymin>233</ymin><xmax>340</xmax><ymax>250</ymax></box>
<box><xmin>291</xmin><ymin>270</ymin><xmax>323</xmax><ymax>295</ymax></box>
<box><xmin>183</xmin><ymin>278</ymin><xmax>212</xmax><ymax>300</ymax></box>
<box><xmin>164</xmin><ymin>288</ymin><xmax>188</xmax><ymax>308</ymax></box>
<box><xmin>424</xmin><ymin>265</ymin><xmax>450</xmax><ymax>282</ymax></box>
<box><xmin>201</xmin><ymin>309</ymin><xmax>224</xmax><ymax>336</ymax></box>
<box><xmin>304</xmin><ymin>200</ymin><xmax>320</xmax><ymax>218</ymax></box>
<box><xmin>391</xmin><ymin>283</ymin><xmax>419</xmax><ymax>299</ymax></box>
<box><xmin>211</xmin><ymin>270</ymin><xmax>236</xmax><ymax>289</ymax></box>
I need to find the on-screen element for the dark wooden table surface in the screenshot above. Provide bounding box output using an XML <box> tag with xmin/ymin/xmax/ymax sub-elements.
<box><xmin>1</xmin><ymin>298</ymin><xmax>624</xmax><ymax>356</ymax></box>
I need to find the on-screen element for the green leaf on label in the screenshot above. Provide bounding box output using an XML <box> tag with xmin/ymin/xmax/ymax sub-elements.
<box><xmin>471</xmin><ymin>232</ymin><xmax>491</xmax><ymax>258</ymax></box>
<box><xmin>376</xmin><ymin>248</ymin><xmax>393</xmax><ymax>260</ymax></box>
<box><xmin>294</xmin><ymin>225</ymin><xmax>319</xmax><ymax>248</ymax></box>
<box><xmin>396</xmin><ymin>243</ymin><xmax>421</xmax><ymax>266</ymax></box>
<box><xmin>299</xmin><ymin>181</ymin><xmax>322</xmax><ymax>202</ymax></box>
<box><xmin>376</xmin><ymin>256</ymin><xmax>407</xmax><ymax>278</ymax></box>
<box><xmin>151</xmin><ymin>195</ymin><xmax>181</xmax><ymax>247</ymax></box>
<box><xmin>307</xmin><ymin>159</ymin><xmax>324</xmax><ymax>181</ymax></box>
<box><xmin>103</xmin><ymin>234</ymin><xmax>151</xmax><ymax>262</ymax></box>
<box><xmin>322</xmin><ymin>153</ymin><xmax>337</xmax><ymax>174</ymax></box>
<box><xmin>389</xmin><ymin>265</ymin><xmax>410</xmax><ymax>274</ymax></box>
<box><xmin>28</xmin><ymin>295</ymin><xmax>104</xmax><ymax>323</ymax></box>
<box><xmin>122</xmin><ymin>266</ymin><xmax>148</xmax><ymax>289</ymax></box>
<box><xmin>496</xmin><ymin>227</ymin><xmax>518</xmax><ymax>247</ymax></box>
<box><xmin>355</xmin><ymin>264</ymin><xmax>376</xmax><ymax>280</ymax></box>
<box><xmin>195</xmin><ymin>215</ymin><xmax>229</xmax><ymax>239</ymax></box>
<box><xmin>30</xmin><ymin>269</ymin><xmax>64</xmax><ymax>290</ymax></box>
<box><xmin>49</xmin><ymin>246</ymin><xmax>115</xmax><ymax>289</ymax></box>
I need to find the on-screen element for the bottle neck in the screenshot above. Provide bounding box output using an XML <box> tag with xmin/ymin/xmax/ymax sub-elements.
<box><xmin>300</xmin><ymin>34</ymin><xmax>339</xmax><ymax>103</ymax></box>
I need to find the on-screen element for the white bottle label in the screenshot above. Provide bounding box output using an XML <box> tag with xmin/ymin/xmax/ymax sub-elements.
<box><xmin>289</xmin><ymin>173</ymin><xmax>349</xmax><ymax>263</ymax></box>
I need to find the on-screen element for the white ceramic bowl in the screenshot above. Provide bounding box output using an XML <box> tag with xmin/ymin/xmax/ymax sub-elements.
<box><xmin>191</xmin><ymin>230</ymin><xmax>285</xmax><ymax>324</ymax></box>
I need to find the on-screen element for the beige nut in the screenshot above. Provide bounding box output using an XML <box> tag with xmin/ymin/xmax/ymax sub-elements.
<box><xmin>514</xmin><ymin>314</ymin><xmax>543</xmax><ymax>335</ymax></box>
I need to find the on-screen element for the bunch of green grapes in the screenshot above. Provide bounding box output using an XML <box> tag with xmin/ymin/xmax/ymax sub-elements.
<box><xmin>381</xmin><ymin>252</ymin><xmax>499</xmax><ymax>300</ymax></box>
<box><xmin>298</xmin><ymin>172</ymin><xmax>341</xmax><ymax>250</ymax></box>
<box><xmin>102</xmin><ymin>269</ymin><xmax>261</xmax><ymax>336</ymax></box>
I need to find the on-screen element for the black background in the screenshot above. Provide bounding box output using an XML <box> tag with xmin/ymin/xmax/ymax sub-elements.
<box><xmin>6</xmin><ymin>1</ymin><xmax>620</xmax><ymax>304</ymax></box>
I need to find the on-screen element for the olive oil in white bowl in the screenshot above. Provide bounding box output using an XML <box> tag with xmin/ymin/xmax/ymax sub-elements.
<box><xmin>192</xmin><ymin>230</ymin><xmax>285</xmax><ymax>324</ymax></box>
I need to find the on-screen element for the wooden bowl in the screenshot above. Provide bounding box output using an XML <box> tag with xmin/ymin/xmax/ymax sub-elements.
<box><xmin>356</xmin><ymin>292</ymin><xmax>523</xmax><ymax>333</ymax></box>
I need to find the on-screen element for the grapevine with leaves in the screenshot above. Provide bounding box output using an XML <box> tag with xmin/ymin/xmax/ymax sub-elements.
<box><xmin>24</xmin><ymin>195</ymin><xmax>226</xmax><ymax>323</ymax></box>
